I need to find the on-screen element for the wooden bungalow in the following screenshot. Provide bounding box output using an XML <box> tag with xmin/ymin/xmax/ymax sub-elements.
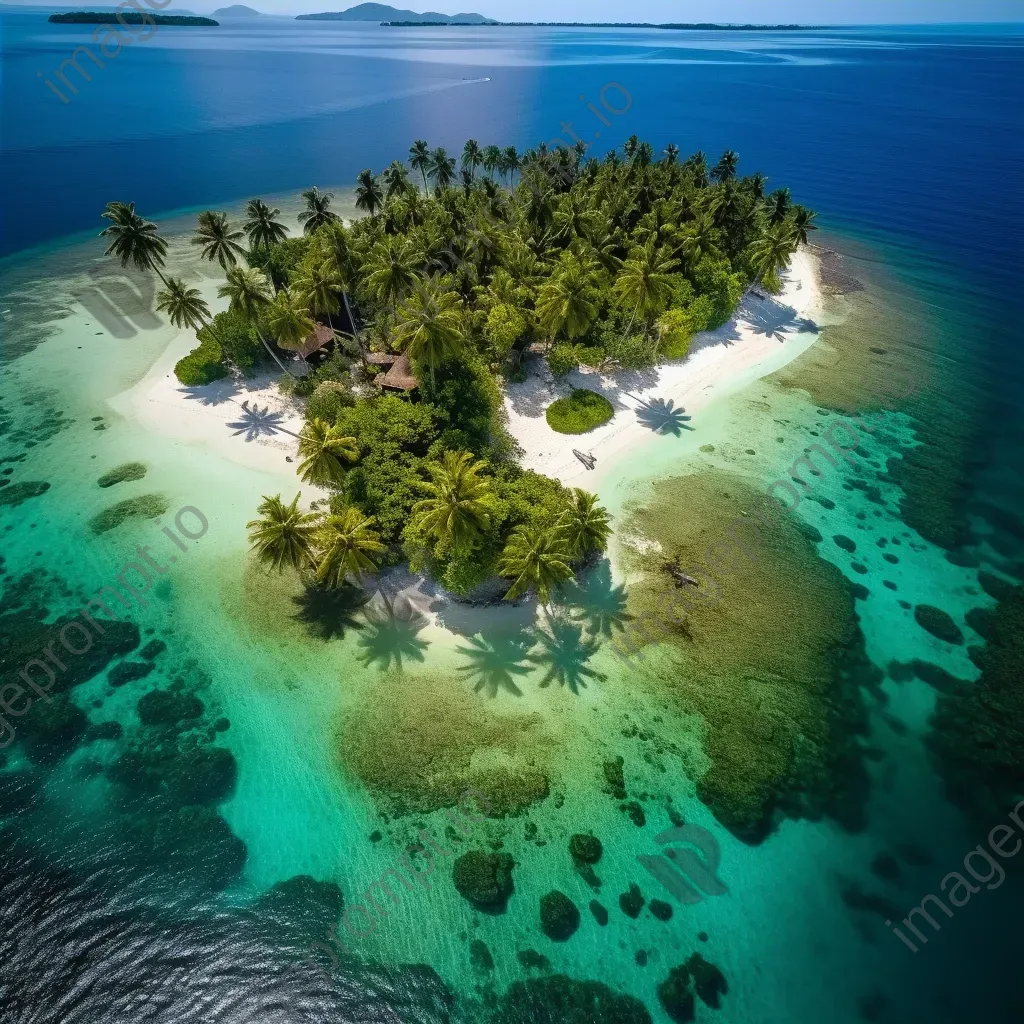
<box><xmin>297</xmin><ymin>323</ymin><xmax>335</xmax><ymax>361</ymax></box>
<box><xmin>368</xmin><ymin>351</ymin><xmax>418</xmax><ymax>393</ymax></box>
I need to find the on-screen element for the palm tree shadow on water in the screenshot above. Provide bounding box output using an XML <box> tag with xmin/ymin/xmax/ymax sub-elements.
<box><xmin>530</xmin><ymin>611</ymin><xmax>606</xmax><ymax>695</ymax></box>
<box><xmin>634</xmin><ymin>397</ymin><xmax>693</xmax><ymax>436</ymax></box>
<box><xmin>454</xmin><ymin>629</ymin><xmax>536</xmax><ymax>698</ymax></box>
<box><xmin>557</xmin><ymin>558</ymin><xmax>633</xmax><ymax>642</ymax></box>
<box><xmin>291</xmin><ymin>582</ymin><xmax>368</xmax><ymax>641</ymax></box>
<box><xmin>356</xmin><ymin>593</ymin><xmax>430</xmax><ymax>672</ymax></box>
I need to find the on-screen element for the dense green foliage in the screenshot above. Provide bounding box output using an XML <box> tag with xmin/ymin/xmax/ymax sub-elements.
<box><xmin>546</xmin><ymin>389</ymin><xmax>614</xmax><ymax>433</ymax></box>
<box><xmin>105</xmin><ymin>136</ymin><xmax>808</xmax><ymax>599</ymax></box>
<box><xmin>172</xmin><ymin>334</ymin><xmax>228</xmax><ymax>386</ymax></box>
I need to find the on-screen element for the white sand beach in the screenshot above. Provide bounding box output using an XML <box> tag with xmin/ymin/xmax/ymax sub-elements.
<box><xmin>503</xmin><ymin>248</ymin><xmax>823</xmax><ymax>487</ymax></box>
<box><xmin>108</xmin><ymin>321</ymin><xmax>316</xmax><ymax>486</ymax></box>
<box><xmin>109</xmin><ymin>247</ymin><xmax>821</xmax><ymax>503</ymax></box>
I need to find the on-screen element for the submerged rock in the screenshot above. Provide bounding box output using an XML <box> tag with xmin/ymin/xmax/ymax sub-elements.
<box><xmin>649</xmin><ymin>899</ymin><xmax>673</xmax><ymax>921</ymax></box>
<box><xmin>0</xmin><ymin>481</ymin><xmax>49</xmax><ymax>507</ymax></box>
<box><xmin>470</xmin><ymin>938</ymin><xmax>494</xmax><ymax>973</ymax></box>
<box><xmin>602</xmin><ymin>756</ymin><xmax>626</xmax><ymax>799</ymax></box>
<box><xmin>517</xmin><ymin>948</ymin><xmax>551</xmax><ymax>972</ymax></box>
<box><xmin>978</xmin><ymin>570</ymin><xmax>1015</xmax><ymax>602</ymax></box>
<box><xmin>913</xmin><ymin>604</ymin><xmax>964</xmax><ymax>645</ymax></box>
<box><xmin>928</xmin><ymin>584</ymin><xmax>1024</xmax><ymax>820</ymax></box>
<box><xmin>589</xmin><ymin>899</ymin><xmax>609</xmax><ymax>926</ymax></box>
<box><xmin>97</xmin><ymin>462</ymin><xmax>147</xmax><ymax>488</ymax></box>
<box><xmin>137</xmin><ymin>688</ymin><xmax>203</xmax><ymax>726</ymax></box>
<box><xmin>658</xmin><ymin>954</ymin><xmax>728</xmax><ymax>1022</ymax></box>
<box><xmin>256</xmin><ymin>874</ymin><xmax>343</xmax><ymax>938</ymax></box>
<box><xmin>491</xmin><ymin>975</ymin><xmax>652</xmax><ymax>1024</ymax></box>
<box><xmin>539</xmin><ymin>890</ymin><xmax>580</xmax><ymax>941</ymax></box>
<box><xmin>569</xmin><ymin>833</ymin><xmax>602</xmax><ymax>864</ymax></box>
<box><xmin>688</xmin><ymin>953</ymin><xmax>728</xmax><ymax>1008</ymax></box>
<box><xmin>18</xmin><ymin>693</ymin><xmax>87</xmax><ymax>763</ymax></box>
<box><xmin>619</xmin><ymin>883</ymin><xmax>645</xmax><ymax>919</ymax></box>
<box><xmin>452</xmin><ymin>850</ymin><xmax>514</xmax><ymax>912</ymax></box>
<box><xmin>108</xmin><ymin>659</ymin><xmax>153</xmax><ymax>687</ymax></box>
<box><xmin>89</xmin><ymin>494</ymin><xmax>169</xmax><ymax>534</ymax></box>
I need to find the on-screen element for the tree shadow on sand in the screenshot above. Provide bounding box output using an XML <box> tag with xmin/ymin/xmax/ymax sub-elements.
<box><xmin>291</xmin><ymin>582</ymin><xmax>368</xmax><ymax>641</ymax></box>
<box><xmin>557</xmin><ymin>559</ymin><xmax>633</xmax><ymax>641</ymax></box>
<box><xmin>356</xmin><ymin>594</ymin><xmax>430</xmax><ymax>672</ymax></box>
<box><xmin>225</xmin><ymin>404</ymin><xmax>300</xmax><ymax>441</ymax></box>
<box><xmin>455</xmin><ymin>628</ymin><xmax>536</xmax><ymax>698</ymax></box>
<box><xmin>530</xmin><ymin>612</ymin><xmax>606</xmax><ymax>695</ymax></box>
<box><xmin>635</xmin><ymin>398</ymin><xmax>693</xmax><ymax>436</ymax></box>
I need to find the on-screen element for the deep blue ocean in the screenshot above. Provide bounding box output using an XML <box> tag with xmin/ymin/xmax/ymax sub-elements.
<box><xmin>2</xmin><ymin>14</ymin><xmax>1023</xmax><ymax>1024</ymax></box>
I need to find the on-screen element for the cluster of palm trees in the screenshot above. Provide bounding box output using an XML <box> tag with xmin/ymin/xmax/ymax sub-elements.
<box><xmin>99</xmin><ymin>191</ymin><xmax>365</xmax><ymax>381</ymax></box>
<box><xmin>249</xmin><ymin>439</ymin><xmax>612</xmax><ymax>602</ymax></box>
<box><xmin>246</xmin><ymin>494</ymin><xmax>385</xmax><ymax>589</ymax></box>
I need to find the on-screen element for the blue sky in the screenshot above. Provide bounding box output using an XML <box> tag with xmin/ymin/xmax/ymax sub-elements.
<box><xmin>10</xmin><ymin>0</ymin><xmax>1023</xmax><ymax>20</ymax></box>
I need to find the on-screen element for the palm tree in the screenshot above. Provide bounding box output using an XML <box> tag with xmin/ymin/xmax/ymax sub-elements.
<box><xmin>501</xmin><ymin>145</ymin><xmax>520</xmax><ymax>184</ymax></box>
<box><xmin>320</xmin><ymin>221</ymin><xmax>366</xmax><ymax>364</ymax></box>
<box><xmin>623</xmin><ymin>134</ymin><xmax>639</xmax><ymax>163</ymax></box>
<box><xmin>294</xmin><ymin>257</ymin><xmax>343</xmax><ymax>335</ymax></box>
<box><xmin>297</xmin><ymin>419</ymin><xmax>358</xmax><ymax>487</ymax></box>
<box><xmin>712</xmin><ymin>149</ymin><xmax>739</xmax><ymax>182</ymax></box>
<box><xmin>314</xmin><ymin>507</ymin><xmax>385</xmax><ymax>588</ymax></box>
<box><xmin>767</xmin><ymin>187</ymin><xmax>792</xmax><ymax>226</ymax></box>
<box><xmin>412</xmin><ymin>450</ymin><xmax>493</xmax><ymax>553</ymax></box>
<box><xmin>680</xmin><ymin>212</ymin><xmax>720</xmax><ymax>265</ymax></box>
<box><xmin>393</xmin><ymin>280</ymin><xmax>465</xmax><ymax>386</ymax></box>
<box><xmin>429</xmin><ymin>147</ymin><xmax>456</xmax><ymax>191</ymax></box>
<box><xmin>497</xmin><ymin>525</ymin><xmax>574</xmax><ymax>605</ymax></box>
<box><xmin>246</xmin><ymin>493</ymin><xmax>319</xmax><ymax>573</ymax></box>
<box><xmin>156</xmin><ymin>277</ymin><xmax>211</xmax><ymax>334</ymax></box>
<box><xmin>99</xmin><ymin>201</ymin><xmax>169</xmax><ymax>285</ymax></box>
<box><xmin>789</xmin><ymin>205</ymin><xmax>818</xmax><ymax>245</ymax></box>
<box><xmin>685</xmin><ymin>150</ymin><xmax>709</xmax><ymax>188</ymax></box>
<box><xmin>462</xmin><ymin>139</ymin><xmax>482</xmax><ymax>177</ymax></box>
<box><xmin>218</xmin><ymin>265</ymin><xmax>294</xmax><ymax>377</ymax></box>
<box><xmin>354</xmin><ymin>169</ymin><xmax>384</xmax><ymax>217</ymax></box>
<box><xmin>614</xmin><ymin>239</ymin><xmax>679</xmax><ymax>335</ymax></box>
<box><xmin>482</xmin><ymin>144</ymin><xmax>502</xmax><ymax>180</ymax></box>
<box><xmin>192</xmin><ymin>210</ymin><xmax>246</xmax><ymax>270</ymax></box>
<box><xmin>535</xmin><ymin>253</ymin><xmax>598</xmax><ymax>345</ymax></box>
<box><xmin>243</xmin><ymin>198</ymin><xmax>288</xmax><ymax>250</ymax></box>
<box><xmin>662</xmin><ymin>143</ymin><xmax>680</xmax><ymax>164</ymax></box>
<box><xmin>409</xmin><ymin>139</ymin><xmax>431</xmax><ymax>192</ymax></box>
<box><xmin>364</xmin><ymin>237</ymin><xmax>421</xmax><ymax>314</ymax></box>
<box><xmin>558</xmin><ymin>489</ymin><xmax>612</xmax><ymax>558</ymax></box>
<box><xmin>298</xmin><ymin>186</ymin><xmax>339</xmax><ymax>235</ymax></box>
<box><xmin>747</xmin><ymin>171</ymin><xmax>768</xmax><ymax>202</ymax></box>
<box><xmin>267</xmin><ymin>287</ymin><xmax>316</xmax><ymax>366</ymax></box>
<box><xmin>381</xmin><ymin>160</ymin><xmax>411</xmax><ymax>199</ymax></box>
<box><xmin>747</xmin><ymin>224</ymin><xmax>798</xmax><ymax>293</ymax></box>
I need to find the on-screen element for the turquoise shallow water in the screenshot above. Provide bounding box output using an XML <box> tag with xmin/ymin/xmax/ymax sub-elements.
<box><xmin>2</xmin><ymin>20</ymin><xmax>1023</xmax><ymax>1024</ymax></box>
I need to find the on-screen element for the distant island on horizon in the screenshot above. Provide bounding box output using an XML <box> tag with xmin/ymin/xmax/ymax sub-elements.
<box><xmin>295</xmin><ymin>6</ymin><xmax>816</xmax><ymax>29</ymax></box>
<box><xmin>297</xmin><ymin>3</ymin><xmax>495</xmax><ymax>23</ymax></box>
<box><xmin>48</xmin><ymin>10</ymin><xmax>218</xmax><ymax>24</ymax></box>
<box><xmin>212</xmin><ymin>4</ymin><xmax>264</xmax><ymax>16</ymax></box>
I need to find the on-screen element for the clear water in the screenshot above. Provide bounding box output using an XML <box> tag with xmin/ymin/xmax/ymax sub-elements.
<box><xmin>1</xmin><ymin>16</ymin><xmax>1023</xmax><ymax>1024</ymax></box>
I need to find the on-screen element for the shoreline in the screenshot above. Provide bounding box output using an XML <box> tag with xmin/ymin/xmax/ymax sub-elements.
<box><xmin>503</xmin><ymin>246</ymin><xmax>824</xmax><ymax>489</ymax></box>
<box><xmin>114</xmin><ymin>246</ymin><xmax>822</xmax><ymax>497</ymax></box>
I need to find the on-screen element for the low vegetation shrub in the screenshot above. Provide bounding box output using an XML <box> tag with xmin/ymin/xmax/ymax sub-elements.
<box><xmin>174</xmin><ymin>335</ymin><xmax>228</xmax><ymax>386</ymax></box>
<box><xmin>546</xmin><ymin>389</ymin><xmax>614</xmax><ymax>434</ymax></box>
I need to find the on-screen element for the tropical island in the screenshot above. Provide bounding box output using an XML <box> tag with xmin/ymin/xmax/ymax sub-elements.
<box><xmin>99</xmin><ymin>136</ymin><xmax>813</xmax><ymax>609</ymax></box>
<box><xmin>48</xmin><ymin>11</ymin><xmax>220</xmax><ymax>25</ymax></box>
